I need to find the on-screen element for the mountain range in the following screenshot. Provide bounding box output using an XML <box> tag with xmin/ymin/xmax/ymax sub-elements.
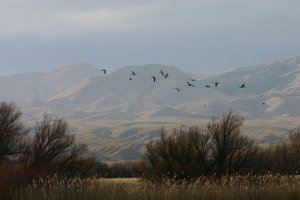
<box><xmin>2</xmin><ymin>57</ymin><xmax>300</xmax><ymax>160</ymax></box>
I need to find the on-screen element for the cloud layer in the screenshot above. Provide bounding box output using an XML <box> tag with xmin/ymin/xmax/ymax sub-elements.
<box><xmin>0</xmin><ymin>0</ymin><xmax>300</xmax><ymax>74</ymax></box>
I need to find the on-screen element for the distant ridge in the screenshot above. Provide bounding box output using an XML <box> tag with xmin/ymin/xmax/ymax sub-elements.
<box><xmin>0</xmin><ymin>56</ymin><xmax>299</xmax><ymax>120</ymax></box>
<box><xmin>2</xmin><ymin>57</ymin><xmax>300</xmax><ymax>160</ymax></box>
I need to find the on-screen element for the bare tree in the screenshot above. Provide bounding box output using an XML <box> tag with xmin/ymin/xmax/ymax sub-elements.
<box><xmin>250</xmin><ymin>128</ymin><xmax>300</xmax><ymax>175</ymax></box>
<box><xmin>207</xmin><ymin>112</ymin><xmax>257</xmax><ymax>176</ymax></box>
<box><xmin>270</xmin><ymin>128</ymin><xmax>300</xmax><ymax>174</ymax></box>
<box><xmin>142</xmin><ymin>127</ymin><xmax>212</xmax><ymax>182</ymax></box>
<box><xmin>288</xmin><ymin>128</ymin><xmax>300</xmax><ymax>172</ymax></box>
<box><xmin>0</xmin><ymin>102</ymin><xmax>28</xmax><ymax>162</ymax></box>
<box><xmin>259</xmin><ymin>128</ymin><xmax>300</xmax><ymax>174</ymax></box>
<box><xmin>29</xmin><ymin>113</ymin><xmax>85</xmax><ymax>174</ymax></box>
<box><xmin>141</xmin><ymin>112</ymin><xmax>258</xmax><ymax>181</ymax></box>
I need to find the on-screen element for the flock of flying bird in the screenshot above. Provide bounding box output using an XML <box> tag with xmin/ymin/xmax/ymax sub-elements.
<box><xmin>100</xmin><ymin>68</ymin><xmax>265</xmax><ymax>106</ymax></box>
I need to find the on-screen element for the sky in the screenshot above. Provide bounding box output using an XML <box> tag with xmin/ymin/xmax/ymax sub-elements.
<box><xmin>0</xmin><ymin>0</ymin><xmax>300</xmax><ymax>75</ymax></box>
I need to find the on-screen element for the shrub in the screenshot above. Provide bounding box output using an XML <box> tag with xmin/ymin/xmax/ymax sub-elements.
<box><xmin>264</xmin><ymin>127</ymin><xmax>300</xmax><ymax>174</ymax></box>
<box><xmin>141</xmin><ymin>112</ymin><xmax>258</xmax><ymax>182</ymax></box>
<box><xmin>24</xmin><ymin>113</ymin><xmax>86</xmax><ymax>177</ymax></box>
<box><xmin>66</xmin><ymin>156</ymin><xmax>111</xmax><ymax>178</ymax></box>
<box><xmin>0</xmin><ymin>102</ymin><xmax>29</xmax><ymax>163</ymax></box>
<box><xmin>109</xmin><ymin>161</ymin><xmax>142</xmax><ymax>178</ymax></box>
<box><xmin>207</xmin><ymin>112</ymin><xmax>258</xmax><ymax>176</ymax></box>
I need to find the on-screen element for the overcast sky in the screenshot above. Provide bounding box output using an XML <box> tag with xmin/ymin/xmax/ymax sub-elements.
<box><xmin>0</xmin><ymin>0</ymin><xmax>300</xmax><ymax>75</ymax></box>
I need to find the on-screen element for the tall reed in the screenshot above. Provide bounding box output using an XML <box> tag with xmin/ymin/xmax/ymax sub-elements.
<box><xmin>10</xmin><ymin>174</ymin><xmax>300</xmax><ymax>200</ymax></box>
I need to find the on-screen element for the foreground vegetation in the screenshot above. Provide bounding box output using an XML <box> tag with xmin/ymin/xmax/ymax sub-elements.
<box><xmin>10</xmin><ymin>175</ymin><xmax>300</xmax><ymax>200</ymax></box>
<box><xmin>1</xmin><ymin>101</ymin><xmax>300</xmax><ymax>199</ymax></box>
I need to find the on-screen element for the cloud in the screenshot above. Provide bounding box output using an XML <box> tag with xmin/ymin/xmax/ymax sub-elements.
<box><xmin>0</xmin><ymin>0</ymin><xmax>300</xmax><ymax>74</ymax></box>
<box><xmin>1</xmin><ymin>0</ymin><xmax>300</xmax><ymax>41</ymax></box>
<box><xmin>0</xmin><ymin>1</ymin><xmax>156</xmax><ymax>38</ymax></box>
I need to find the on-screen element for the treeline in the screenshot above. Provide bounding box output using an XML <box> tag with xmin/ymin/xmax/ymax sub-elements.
<box><xmin>0</xmin><ymin>102</ymin><xmax>140</xmax><ymax>197</ymax></box>
<box><xmin>1</xmin><ymin>101</ymin><xmax>300</xmax><ymax>186</ymax></box>
<box><xmin>0</xmin><ymin>102</ymin><xmax>92</xmax><ymax>177</ymax></box>
<box><xmin>141</xmin><ymin>112</ymin><xmax>300</xmax><ymax>182</ymax></box>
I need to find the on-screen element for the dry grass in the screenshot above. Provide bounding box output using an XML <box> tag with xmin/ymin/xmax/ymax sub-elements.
<box><xmin>9</xmin><ymin>175</ymin><xmax>300</xmax><ymax>200</ymax></box>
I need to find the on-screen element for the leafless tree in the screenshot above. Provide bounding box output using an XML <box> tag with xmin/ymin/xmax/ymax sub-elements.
<box><xmin>28</xmin><ymin>113</ymin><xmax>85</xmax><ymax>175</ymax></box>
<box><xmin>207</xmin><ymin>112</ymin><xmax>258</xmax><ymax>176</ymax></box>
<box><xmin>269</xmin><ymin>128</ymin><xmax>300</xmax><ymax>174</ymax></box>
<box><xmin>0</xmin><ymin>102</ymin><xmax>28</xmax><ymax>162</ymax></box>
<box><xmin>288</xmin><ymin>127</ymin><xmax>300</xmax><ymax>171</ymax></box>
<box><xmin>142</xmin><ymin>127</ymin><xmax>213</xmax><ymax>182</ymax></box>
<box><xmin>260</xmin><ymin>128</ymin><xmax>300</xmax><ymax>174</ymax></box>
<box><xmin>142</xmin><ymin>112</ymin><xmax>258</xmax><ymax>181</ymax></box>
<box><xmin>250</xmin><ymin>128</ymin><xmax>300</xmax><ymax>175</ymax></box>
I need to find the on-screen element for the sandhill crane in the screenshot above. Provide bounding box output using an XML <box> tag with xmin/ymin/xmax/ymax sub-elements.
<box><xmin>130</xmin><ymin>71</ymin><xmax>136</xmax><ymax>76</ymax></box>
<box><xmin>213</xmin><ymin>82</ymin><xmax>220</xmax><ymax>87</ymax></box>
<box><xmin>101</xmin><ymin>69</ymin><xmax>107</xmax><ymax>74</ymax></box>
<box><xmin>239</xmin><ymin>83</ymin><xmax>246</xmax><ymax>88</ymax></box>
<box><xmin>173</xmin><ymin>88</ymin><xmax>180</xmax><ymax>92</ymax></box>
<box><xmin>160</xmin><ymin>70</ymin><xmax>164</xmax><ymax>76</ymax></box>
<box><xmin>186</xmin><ymin>81</ymin><xmax>195</xmax><ymax>87</ymax></box>
<box><xmin>164</xmin><ymin>73</ymin><xmax>170</xmax><ymax>79</ymax></box>
<box><xmin>152</xmin><ymin>76</ymin><xmax>157</xmax><ymax>82</ymax></box>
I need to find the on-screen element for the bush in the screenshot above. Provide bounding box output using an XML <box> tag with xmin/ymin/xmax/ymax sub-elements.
<box><xmin>141</xmin><ymin>112</ymin><xmax>258</xmax><ymax>182</ymax></box>
<box><xmin>23</xmin><ymin>113</ymin><xmax>86</xmax><ymax>177</ymax></box>
<box><xmin>287</xmin><ymin>128</ymin><xmax>300</xmax><ymax>173</ymax></box>
<box><xmin>262</xmin><ymin>128</ymin><xmax>300</xmax><ymax>174</ymax></box>
<box><xmin>0</xmin><ymin>102</ymin><xmax>29</xmax><ymax>163</ymax></box>
<box><xmin>65</xmin><ymin>156</ymin><xmax>111</xmax><ymax>178</ymax></box>
<box><xmin>0</xmin><ymin>164</ymin><xmax>34</xmax><ymax>199</ymax></box>
<box><xmin>109</xmin><ymin>161</ymin><xmax>142</xmax><ymax>178</ymax></box>
<box><xmin>207</xmin><ymin>112</ymin><xmax>258</xmax><ymax>176</ymax></box>
<box><xmin>141</xmin><ymin>127</ymin><xmax>211</xmax><ymax>182</ymax></box>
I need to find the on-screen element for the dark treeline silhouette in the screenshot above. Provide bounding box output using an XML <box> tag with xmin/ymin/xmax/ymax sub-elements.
<box><xmin>0</xmin><ymin>102</ymin><xmax>102</xmax><ymax>197</ymax></box>
<box><xmin>140</xmin><ymin>112</ymin><xmax>300</xmax><ymax>182</ymax></box>
<box><xmin>0</xmin><ymin>101</ymin><xmax>140</xmax><ymax>193</ymax></box>
<box><xmin>20</xmin><ymin>113</ymin><xmax>87</xmax><ymax>177</ymax></box>
<box><xmin>0</xmin><ymin>102</ymin><xmax>29</xmax><ymax>162</ymax></box>
<box><xmin>1</xmin><ymin>101</ymin><xmax>300</xmax><ymax>193</ymax></box>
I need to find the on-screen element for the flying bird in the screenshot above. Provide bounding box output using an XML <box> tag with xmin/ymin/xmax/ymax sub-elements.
<box><xmin>129</xmin><ymin>77</ymin><xmax>132</xmax><ymax>81</ymax></box>
<box><xmin>213</xmin><ymin>82</ymin><xmax>220</xmax><ymax>87</ymax></box>
<box><xmin>160</xmin><ymin>70</ymin><xmax>164</xmax><ymax>76</ymax></box>
<box><xmin>239</xmin><ymin>83</ymin><xmax>246</xmax><ymax>88</ymax></box>
<box><xmin>206</xmin><ymin>85</ymin><xmax>211</xmax><ymax>88</ymax></box>
<box><xmin>164</xmin><ymin>73</ymin><xmax>170</xmax><ymax>79</ymax></box>
<box><xmin>130</xmin><ymin>71</ymin><xmax>136</xmax><ymax>76</ymax></box>
<box><xmin>262</xmin><ymin>102</ymin><xmax>266</xmax><ymax>105</ymax></box>
<box><xmin>173</xmin><ymin>88</ymin><xmax>180</xmax><ymax>92</ymax></box>
<box><xmin>101</xmin><ymin>69</ymin><xmax>107</xmax><ymax>74</ymax></box>
<box><xmin>152</xmin><ymin>76</ymin><xmax>157</xmax><ymax>82</ymax></box>
<box><xmin>186</xmin><ymin>81</ymin><xmax>195</xmax><ymax>87</ymax></box>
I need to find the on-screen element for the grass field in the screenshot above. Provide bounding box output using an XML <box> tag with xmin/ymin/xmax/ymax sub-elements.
<box><xmin>9</xmin><ymin>175</ymin><xmax>300</xmax><ymax>200</ymax></box>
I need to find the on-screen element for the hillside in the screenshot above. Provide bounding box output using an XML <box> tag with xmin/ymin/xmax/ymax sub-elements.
<box><xmin>3</xmin><ymin>57</ymin><xmax>300</xmax><ymax>160</ymax></box>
